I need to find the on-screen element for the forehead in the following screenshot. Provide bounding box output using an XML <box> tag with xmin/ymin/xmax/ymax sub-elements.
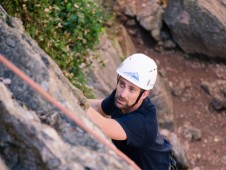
<box><xmin>119</xmin><ymin>77</ymin><xmax>140</xmax><ymax>89</ymax></box>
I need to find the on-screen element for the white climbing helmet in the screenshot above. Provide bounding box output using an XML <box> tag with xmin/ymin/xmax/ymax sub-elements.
<box><xmin>116</xmin><ymin>53</ymin><xmax>157</xmax><ymax>90</ymax></box>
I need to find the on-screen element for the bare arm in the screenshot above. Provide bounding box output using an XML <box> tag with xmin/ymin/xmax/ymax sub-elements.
<box><xmin>86</xmin><ymin>107</ymin><xmax>127</xmax><ymax>140</ymax></box>
<box><xmin>88</xmin><ymin>99</ymin><xmax>106</xmax><ymax>116</ymax></box>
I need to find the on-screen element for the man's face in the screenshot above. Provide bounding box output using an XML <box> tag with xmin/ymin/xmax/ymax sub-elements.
<box><xmin>115</xmin><ymin>77</ymin><xmax>141</xmax><ymax>111</ymax></box>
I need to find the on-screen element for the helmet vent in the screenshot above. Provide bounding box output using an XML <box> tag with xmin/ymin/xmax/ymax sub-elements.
<box><xmin>147</xmin><ymin>79</ymin><xmax>151</xmax><ymax>86</ymax></box>
<box><xmin>149</xmin><ymin>68</ymin><xmax>157</xmax><ymax>72</ymax></box>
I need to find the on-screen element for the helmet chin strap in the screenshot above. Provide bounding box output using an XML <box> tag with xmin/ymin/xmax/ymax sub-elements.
<box><xmin>116</xmin><ymin>75</ymin><xmax>144</xmax><ymax>111</ymax></box>
<box><xmin>129</xmin><ymin>89</ymin><xmax>144</xmax><ymax>108</ymax></box>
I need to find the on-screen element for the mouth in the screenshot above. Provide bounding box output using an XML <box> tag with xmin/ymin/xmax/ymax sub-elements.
<box><xmin>115</xmin><ymin>97</ymin><xmax>126</xmax><ymax>105</ymax></box>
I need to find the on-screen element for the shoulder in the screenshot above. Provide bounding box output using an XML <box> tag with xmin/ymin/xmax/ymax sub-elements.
<box><xmin>101</xmin><ymin>90</ymin><xmax>116</xmax><ymax>115</ymax></box>
<box><xmin>138</xmin><ymin>98</ymin><xmax>157</xmax><ymax>121</ymax></box>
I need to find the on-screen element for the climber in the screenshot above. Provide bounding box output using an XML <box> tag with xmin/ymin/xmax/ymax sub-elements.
<box><xmin>87</xmin><ymin>53</ymin><xmax>173</xmax><ymax>169</ymax></box>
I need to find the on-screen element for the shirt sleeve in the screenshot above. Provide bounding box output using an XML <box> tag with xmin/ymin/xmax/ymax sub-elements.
<box><xmin>101</xmin><ymin>90</ymin><xmax>116</xmax><ymax>115</ymax></box>
<box><xmin>115</xmin><ymin>113</ymin><xmax>147</xmax><ymax>147</ymax></box>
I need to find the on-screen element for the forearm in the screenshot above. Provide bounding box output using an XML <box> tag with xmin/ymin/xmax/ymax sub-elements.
<box><xmin>88</xmin><ymin>99</ymin><xmax>106</xmax><ymax>116</ymax></box>
<box><xmin>86</xmin><ymin>107</ymin><xmax>126</xmax><ymax>140</ymax></box>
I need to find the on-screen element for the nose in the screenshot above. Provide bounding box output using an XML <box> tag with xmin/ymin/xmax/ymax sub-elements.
<box><xmin>120</xmin><ymin>88</ymin><xmax>127</xmax><ymax>98</ymax></box>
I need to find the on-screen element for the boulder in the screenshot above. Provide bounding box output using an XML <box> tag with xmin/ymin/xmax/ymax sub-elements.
<box><xmin>201</xmin><ymin>80</ymin><xmax>226</xmax><ymax>111</ymax></box>
<box><xmin>136</xmin><ymin>0</ymin><xmax>164</xmax><ymax>41</ymax></box>
<box><xmin>164</xmin><ymin>0</ymin><xmax>226</xmax><ymax>59</ymax></box>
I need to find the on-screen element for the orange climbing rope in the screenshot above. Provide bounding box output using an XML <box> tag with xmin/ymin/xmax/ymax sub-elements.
<box><xmin>0</xmin><ymin>54</ymin><xmax>140</xmax><ymax>170</ymax></box>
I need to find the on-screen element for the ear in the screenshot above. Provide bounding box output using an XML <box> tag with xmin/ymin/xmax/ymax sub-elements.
<box><xmin>141</xmin><ymin>90</ymin><xmax>150</xmax><ymax>99</ymax></box>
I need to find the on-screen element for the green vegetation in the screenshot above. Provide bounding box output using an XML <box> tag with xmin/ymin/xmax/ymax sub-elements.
<box><xmin>1</xmin><ymin>0</ymin><xmax>106</xmax><ymax>98</ymax></box>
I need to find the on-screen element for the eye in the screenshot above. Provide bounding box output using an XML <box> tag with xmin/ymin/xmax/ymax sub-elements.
<box><xmin>129</xmin><ymin>87</ymin><xmax>135</xmax><ymax>92</ymax></box>
<box><xmin>119</xmin><ymin>80</ymin><xmax>125</xmax><ymax>88</ymax></box>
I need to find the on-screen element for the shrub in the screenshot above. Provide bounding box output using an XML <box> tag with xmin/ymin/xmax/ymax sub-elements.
<box><xmin>1</xmin><ymin>0</ymin><xmax>105</xmax><ymax>98</ymax></box>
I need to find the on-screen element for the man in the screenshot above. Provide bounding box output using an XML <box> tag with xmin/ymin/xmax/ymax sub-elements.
<box><xmin>87</xmin><ymin>53</ymin><xmax>171</xmax><ymax>169</ymax></box>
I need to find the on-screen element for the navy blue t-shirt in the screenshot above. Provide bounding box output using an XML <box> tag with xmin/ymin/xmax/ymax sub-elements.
<box><xmin>101</xmin><ymin>90</ymin><xmax>171</xmax><ymax>170</ymax></box>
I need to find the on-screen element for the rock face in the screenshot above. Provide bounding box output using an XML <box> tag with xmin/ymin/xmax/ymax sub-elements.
<box><xmin>87</xmin><ymin>26</ymin><xmax>136</xmax><ymax>98</ymax></box>
<box><xmin>0</xmin><ymin>16</ymin><xmax>134</xmax><ymax>169</ymax></box>
<box><xmin>164</xmin><ymin>0</ymin><xmax>226</xmax><ymax>59</ymax></box>
<box><xmin>136</xmin><ymin>0</ymin><xmax>165</xmax><ymax>41</ymax></box>
<box><xmin>115</xmin><ymin>0</ymin><xmax>166</xmax><ymax>42</ymax></box>
<box><xmin>151</xmin><ymin>76</ymin><xmax>174</xmax><ymax>129</ymax></box>
<box><xmin>0</xmin><ymin>83</ymin><xmax>83</xmax><ymax>170</ymax></box>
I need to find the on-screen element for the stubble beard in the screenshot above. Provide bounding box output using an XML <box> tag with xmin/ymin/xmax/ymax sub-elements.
<box><xmin>114</xmin><ymin>95</ymin><xmax>130</xmax><ymax>109</ymax></box>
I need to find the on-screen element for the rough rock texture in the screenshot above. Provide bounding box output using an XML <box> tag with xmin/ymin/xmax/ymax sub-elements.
<box><xmin>0</xmin><ymin>83</ymin><xmax>83</xmax><ymax>170</ymax></box>
<box><xmin>201</xmin><ymin>80</ymin><xmax>226</xmax><ymax>111</ymax></box>
<box><xmin>87</xmin><ymin>27</ymin><xmax>136</xmax><ymax>98</ymax></box>
<box><xmin>164</xmin><ymin>0</ymin><xmax>226</xmax><ymax>59</ymax></box>
<box><xmin>136</xmin><ymin>0</ymin><xmax>164</xmax><ymax>41</ymax></box>
<box><xmin>167</xmin><ymin>132</ymin><xmax>189</xmax><ymax>169</ymax></box>
<box><xmin>87</xmin><ymin>35</ymin><xmax>121</xmax><ymax>98</ymax></box>
<box><xmin>0</xmin><ymin>83</ymin><xmax>133</xmax><ymax>169</ymax></box>
<box><xmin>151</xmin><ymin>76</ymin><xmax>174</xmax><ymax>129</ymax></box>
<box><xmin>0</xmin><ymin>16</ymin><xmax>134</xmax><ymax>169</ymax></box>
<box><xmin>115</xmin><ymin>0</ymin><xmax>166</xmax><ymax>41</ymax></box>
